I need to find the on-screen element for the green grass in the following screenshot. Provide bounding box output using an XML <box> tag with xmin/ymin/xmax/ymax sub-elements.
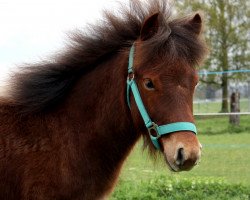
<box><xmin>196</xmin><ymin>115</ymin><xmax>250</xmax><ymax>135</ymax></box>
<box><xmin>181</xmin><ymin>133</ymin><xmax>250</xmax><ymax>185</ymax></box>
<box><xmin>111</xmin><ymin>116</ymin><xmax>250</xmax><ymax>199</ymax></box>
<box><xmin>111</xmin><ymin>176</ymin><xmax>250</xmax><ymax>200</ymax></box>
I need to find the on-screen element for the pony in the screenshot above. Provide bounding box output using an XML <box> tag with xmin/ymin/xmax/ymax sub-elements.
<box><xmin>0</xmin><ymin>0</ymin><xmax>207</xmax><ymax>199</ymax></box>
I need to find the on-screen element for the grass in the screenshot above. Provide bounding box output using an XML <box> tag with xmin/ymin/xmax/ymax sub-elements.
<box><xmin>111</xmin><ymin>176</ymin><xmax>250</xmax><ymax>200</ymax></box>
<box><xmin>196</xmin><ymin>115</ymin><xmax>250</xmax><ymax>135</ymax></box>
<box><xmin>111</xmin><ymin>116</ymin><xmax>250</xmax><ymax>199</ymax></box>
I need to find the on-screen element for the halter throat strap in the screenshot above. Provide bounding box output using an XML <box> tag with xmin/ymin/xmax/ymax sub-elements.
<box><xmin>126</xmin><ymin>44</ymin><xmax>197</xmax><ymax>149</ymax></box>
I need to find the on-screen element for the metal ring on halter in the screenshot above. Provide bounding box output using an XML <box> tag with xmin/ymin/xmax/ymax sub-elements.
<box><xmin>147</xmin><ymin>122</ymin><xmax>160</xmax><ymax>139</ymax></box>
<box><xmin>127</xmin><ymin>73</ymin><xmax>135</xmax><ymax>81</ymax></box>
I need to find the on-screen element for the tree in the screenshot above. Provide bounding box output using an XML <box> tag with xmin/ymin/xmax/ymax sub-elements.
<box><xmin>176</xmin><ymin>0</ymin><xmax>250</xmax><ymax>112</ymax></box>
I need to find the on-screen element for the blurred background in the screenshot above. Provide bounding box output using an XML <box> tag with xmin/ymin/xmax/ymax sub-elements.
<box><xmin>0</xmin><ymin>0</ymin><xmax>249</xmax><ymax>199</ymax></box>
<box><xmin>0</xmin><ymin>0</ymin><xmax>128</xmax><ymax>83</ymax></box>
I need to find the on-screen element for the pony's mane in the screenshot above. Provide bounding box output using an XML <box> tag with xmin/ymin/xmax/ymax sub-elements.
<box><xmin>7</xmin><ymin>0</ymin><xmax>207</xmax><ymax>114</ymax></box>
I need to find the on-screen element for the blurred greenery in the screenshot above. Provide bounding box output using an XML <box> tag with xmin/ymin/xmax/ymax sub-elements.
<box><xmin>111</xmin><ymin>175</ymin><xmax>250</xmax><ymax>200</ymax></box>
<box><xmin>176</xmin><ymin>0</ymin><xmax>250</xmax><ymax>112</ymax></box>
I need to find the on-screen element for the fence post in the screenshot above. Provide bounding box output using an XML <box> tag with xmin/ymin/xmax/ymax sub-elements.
<box><xmin>229</xmin><ymin>92</ymin><xmax>240</xmax><ymax>125</ymax></box>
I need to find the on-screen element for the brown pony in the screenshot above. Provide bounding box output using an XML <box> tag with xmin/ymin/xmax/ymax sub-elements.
<box><xmin>0</xmin><ymin>0</ymin><xmax>207</xmax><ymax>199</ymax></box>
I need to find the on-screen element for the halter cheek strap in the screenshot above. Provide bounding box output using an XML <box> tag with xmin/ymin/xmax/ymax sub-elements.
<box><xmin>126</xmin><ymin>44</ymin><xmax>197</xmax><ymax>149</ymax></box>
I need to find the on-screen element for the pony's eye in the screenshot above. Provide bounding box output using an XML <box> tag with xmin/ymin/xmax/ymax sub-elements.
<box><xmin>144</xmin><ymin>79</ymin><xmax>155</xmax><ymax>90</ymax></box>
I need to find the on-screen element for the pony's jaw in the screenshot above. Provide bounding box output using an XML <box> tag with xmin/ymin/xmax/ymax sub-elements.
<box><xmin>160</xmin><ymin>132</ymin><xmax>201</xmax><ymax>172</ymax></box>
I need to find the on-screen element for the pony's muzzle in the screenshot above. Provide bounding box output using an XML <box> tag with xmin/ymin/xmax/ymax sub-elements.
<box><xmin>175</xmin><ymin>148</ymin><xmax>200</xmax><ymax>171</ymax></box>
<box><xmin>174</xmin><ymin>146</ymin><xmax>201</xmax><ymax>171</ymax></box>
<box><xmin>161</xmin><ymin>132</ymin><xmax>202</xmax><ymax>172</ymax></box>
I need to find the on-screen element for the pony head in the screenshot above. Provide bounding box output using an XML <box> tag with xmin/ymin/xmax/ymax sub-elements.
<box><xmin>129</xmin><ymin>10</ymin><xmax>206</xmax><ymax>172</ymax></box>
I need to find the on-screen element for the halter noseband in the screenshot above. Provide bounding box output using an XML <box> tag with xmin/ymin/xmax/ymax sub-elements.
<box><xmin>126</xmin><ymin>44</ymin><xmax>197</xmax><ymax>149</ymax></box>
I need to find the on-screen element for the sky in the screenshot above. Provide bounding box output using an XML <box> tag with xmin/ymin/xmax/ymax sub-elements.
<box><xmin>0</xmin><ymin>0</ymin><xmax>128</xmax><ymax>83</ymax></box>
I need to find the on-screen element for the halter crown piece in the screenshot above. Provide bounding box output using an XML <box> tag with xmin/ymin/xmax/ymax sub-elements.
<box><xmin>126</xmin><ymin>44</ymin><xmax>197</xmax><ymax>149</ymax></box>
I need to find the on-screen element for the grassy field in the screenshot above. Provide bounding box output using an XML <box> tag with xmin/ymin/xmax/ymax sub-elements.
<box><xmin>111</xmin><ymin>115</ymin><xmax>250</xmax><ymax>199</ymax></box>
<box><xmin>196</xmin><ymin>115</ymin><xmax>250</xmax><ymax>135</ymax></box>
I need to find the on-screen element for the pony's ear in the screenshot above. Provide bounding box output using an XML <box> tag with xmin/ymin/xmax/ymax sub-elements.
<box><xmin>185</xmin><ymin>13</ymin><xmax>202</xmax><ymax>35</ymax></box>
<box><xmin>140</xmin><ymin>13</ymin><xmax>159</xmax><ymax>41</ymax></box>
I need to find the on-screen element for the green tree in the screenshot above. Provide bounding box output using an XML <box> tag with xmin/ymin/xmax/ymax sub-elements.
<box><xmin>176</xmin><ymin>0</ymin><xmax>250</xmax><ymax>112</ymax></box>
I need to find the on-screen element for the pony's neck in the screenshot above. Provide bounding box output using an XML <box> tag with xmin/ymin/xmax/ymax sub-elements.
<box><xmin>63</xmin><ymin>51</ymin><xmax>136</xmax><ymax>140</ymax></box>
<box><xmin>52</xmin><ymin>50</ymin><xmax>140</xmax><ymax>197</ymax></box>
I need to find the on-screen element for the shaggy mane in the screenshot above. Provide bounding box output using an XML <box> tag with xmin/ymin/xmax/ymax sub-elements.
<box><xmin>7</xmin><ymin>0</ymin><xmax>207</xmax><ymax>114</ymax></box>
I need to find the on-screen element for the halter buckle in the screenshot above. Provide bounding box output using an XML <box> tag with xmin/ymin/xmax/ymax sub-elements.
<box><xmin>127</xmin><ymin>73</ymin><xmax>134</xmax><ymax>81</ymax></box>
<box><xmin>147</xmin><ymin>122</ymin><xmax>160</xmax><ymax>139</ymax></box>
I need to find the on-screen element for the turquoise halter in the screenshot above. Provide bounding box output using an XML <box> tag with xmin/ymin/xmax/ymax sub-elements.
<box><xmin>126</xmin><ymin>44</ymin><xmax>197</xmax><ymax>149</ymax></box>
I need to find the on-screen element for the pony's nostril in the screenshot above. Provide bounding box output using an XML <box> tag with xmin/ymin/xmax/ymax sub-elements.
<box><xmin>176</xmin><ymin>148</ymin><xmax>185</xmax><ymax>166</ymax></box>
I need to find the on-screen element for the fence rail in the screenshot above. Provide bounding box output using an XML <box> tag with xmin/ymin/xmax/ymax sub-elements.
<box><xmin>194</xmin><ymin>112</ymin><xmax>250</xmax><ymax>116</ymax></box>
<box><xmin>198</xmin><ymin>69</ymin><xmax>250</xmax><ymax>75</ymax></box>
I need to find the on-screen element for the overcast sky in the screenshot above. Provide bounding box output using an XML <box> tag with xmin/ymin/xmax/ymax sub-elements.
<box><xmin>0</xmin><ymin>0</ymin><xmax>128</xmax><ymax>82</ymax></box>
